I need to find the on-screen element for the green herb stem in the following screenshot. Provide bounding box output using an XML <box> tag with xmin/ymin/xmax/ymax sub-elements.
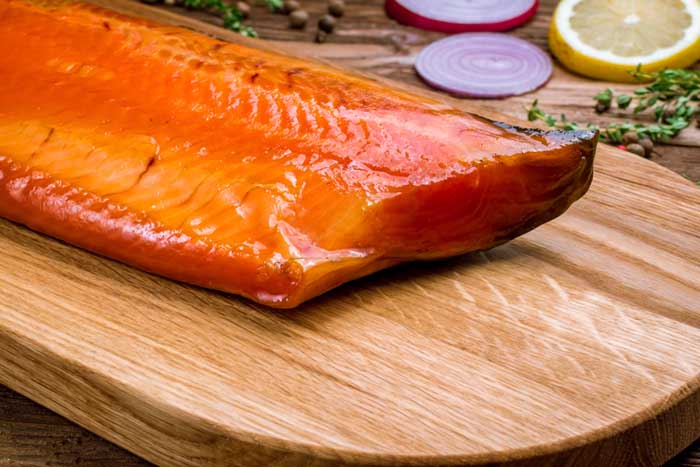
<box><xmin>183</xmin><ymin>0</ymin><xmax>282</xmax><ymax>36</ymax></box>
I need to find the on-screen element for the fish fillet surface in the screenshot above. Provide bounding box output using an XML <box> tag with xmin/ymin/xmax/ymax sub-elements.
<box><xmin>0</xmin><ymin>0</ymin><xmax>597</xmax><ymax>307</ymax></box>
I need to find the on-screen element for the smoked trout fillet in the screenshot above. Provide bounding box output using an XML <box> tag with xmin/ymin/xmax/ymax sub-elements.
<box><xmin>0</xmin><ymin>0</ymin><xmax>597</xmax><ymax>308</ymax></box>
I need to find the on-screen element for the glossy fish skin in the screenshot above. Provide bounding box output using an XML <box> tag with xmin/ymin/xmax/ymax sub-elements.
<box><xmin>0</xmin><ymin>0</ymin><xmax>597</xmax><ymax>308</ymax></box>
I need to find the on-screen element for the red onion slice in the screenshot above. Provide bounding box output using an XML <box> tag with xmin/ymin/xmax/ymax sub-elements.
<box><xmin>386</xmin><ymin>0</ymin><xmax>539</xmax><ymax>33</ymax></box>
<box><xmin>415</xmin><ymin>33</ymin><xmax>553</xmax><ymax>98</ymax></box>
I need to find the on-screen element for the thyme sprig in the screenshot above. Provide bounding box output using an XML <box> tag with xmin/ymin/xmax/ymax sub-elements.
<box><xmin>526</xmin><ymin>68</ymin><xmax>700</xmax><ymax>145</ymax></box>
<box><xmin>182</xmin><ymin>0</ymin><xmax>282</xmax><ymax>37</ymax></box>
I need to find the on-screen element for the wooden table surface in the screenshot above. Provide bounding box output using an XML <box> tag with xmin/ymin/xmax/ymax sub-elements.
<box><xmin>1</xmin><ymin>1</ymin><xmax>698</xmax><ymax>466</ymax></box>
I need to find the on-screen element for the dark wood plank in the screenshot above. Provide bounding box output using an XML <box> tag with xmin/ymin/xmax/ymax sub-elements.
<box><xmin>667</xmin><ymin>440</ymin><xmax>700</xmax><ymax>467</ymax></box>
<box><xmin>1</xmin><ymin>0</ymin><xmax>698</xmax><ymax>466</ymax></box>
<box><xmin>0</xmin><ymin>385</ymin><xmax>151</xmax><ymax>467</ymax></box>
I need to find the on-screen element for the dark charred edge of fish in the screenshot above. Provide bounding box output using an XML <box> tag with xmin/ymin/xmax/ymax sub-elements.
<box><xmin>492</xmin><ymin>120</ymin><xmax>600</xmax><ymax>148</ymax></box>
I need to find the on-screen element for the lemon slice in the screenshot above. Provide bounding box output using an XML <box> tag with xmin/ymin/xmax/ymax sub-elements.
<box><xmin>550</xmin><ymin>0</ymin><xmax>700</xmax><ymax>82</ymax></box>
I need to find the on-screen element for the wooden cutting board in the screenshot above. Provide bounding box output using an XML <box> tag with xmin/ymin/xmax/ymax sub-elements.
<box><xmin>1</xmin><ymin>2</ymin><xmax>699</xmax><ymax>466</ymax></box>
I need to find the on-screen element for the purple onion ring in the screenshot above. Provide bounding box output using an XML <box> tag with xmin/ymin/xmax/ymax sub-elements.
<box><xmin>415</xmin><ymin>33</ymin><xmax>553</xmax><ymax>98</ymax></box>
<box><xmin>386</xmin><ymin>0</ymin><xmax>539</xmax><ymax>33</ymax></box>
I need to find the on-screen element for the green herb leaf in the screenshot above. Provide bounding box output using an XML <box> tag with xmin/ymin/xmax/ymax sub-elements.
<box><xmin>261</xmin><ymin>0</ymin><xmax>283</xmax><ymax>11</ymax></box>
<box><xmin>526</xmin><ymin>68</ymin><xmax>700</xmax><ymax>152</ymax></box>
<box><xmin>184</xmin><ymin>0</ymin><xmax>257</xmax><ymax>35</ymax></box>
<box><xmin>617</xmin><ymin>94</ymin><xmax>632</xmax><ymax>109</ymax></box>
<box><xmin>594</xmin><ymin>88</ymin><xmax>613</xmax><ymax>106</ymax></box>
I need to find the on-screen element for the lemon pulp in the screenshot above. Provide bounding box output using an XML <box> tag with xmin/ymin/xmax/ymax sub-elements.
<box><xmin>550</xmin><ymin>0</ymin><xmax>700</xmax><ymax>82</ymax></box>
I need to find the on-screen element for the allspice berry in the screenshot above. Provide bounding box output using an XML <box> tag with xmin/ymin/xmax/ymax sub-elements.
<box><xmin>316</xmin><ymin>30</ymin><xmax>328</xmax><ymax>43</ymax></box>
<box><xmin>236</xmin><ymin>1</ymin><xmax>251</xmax><ymax>19</ymax></box>
<box><xmin>289</xmin><ymin>9</ymin><xmax>308</xmax><ymax>29</ymax></box>
<box><xmin>319</xmin><ymin>14</ymin><xmax>336</xmax><ymax>33</ymax></box>
<box><xmin>663</xmin><ymin>107</ymin><xmax>675</xmax><ymax>121</ymax></box>
<box><xmin>622</xmin><ymin>131</ymin><xmax>639</xmax><ymax>145</ymax></box>
<box><xmin>283</xmin><ymin>0</ymin><xmax>301</xmax><ymax>14</ymax></box>
<box><xmin>328</xmin><ymin>0</ymin><xmax>345</xmax><ymax>17</ymax></box>
<box><xmin>639</xmin><ymin>138</ymin><xmax>654</xmax><ymax>157</ymax></box>
<box><xmin>626</xmin><ymin>143</ymin><xmax>646</xmax><ymax>158</ymax></box>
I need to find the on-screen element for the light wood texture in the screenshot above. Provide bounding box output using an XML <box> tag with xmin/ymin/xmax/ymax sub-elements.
<box><xmin>1</xmin><ymin>1</ymin><xmax>699</xmax><ymax>466</ymax></box>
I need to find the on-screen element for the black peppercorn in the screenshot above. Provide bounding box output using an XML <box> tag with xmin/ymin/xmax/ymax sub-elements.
<box><xmin>318</xmin><ymin>14</ymin><xmax>336</xmax><ymax>33</ymax></box>
<box><xmin>236</xmin><ymin>1</ymin><xmax>251</xmax><ymax>19</ymax></box>
<box><xmin>622</xmin><ymin>131</ymin><xmax>639</xmax><ymax>145</ymax></box>
<box><xmin>289</xmin><ymin>10</ymin><xmax>308</xmax><ymax>29</ymax></box>
<box><xmin>663</xmin><ymin>107</ymin><xmax>676</xmax><ymax>121</ymax></box>
<box><xmin>626</xmin><ymin>143</ymin><xmax>646</xmax><ymax>157</ymax></box>
<box><xmin>639</xmin><ymin>138</ymin><xmax>654</xmax><ymax>157</ymax></box>
<box><xmin>283</xmin><ymin>0</ymin><xmax>301</xmax><ymax>14</ymax></box>
<box><xmin>328</xmin><ymin>0</ymin><xmax>345</xmax><ymax>17</ymax></box>
<box><xmin>595</xmin><ymin>102</ymin><xmax>609</xmax><ymax>114</ymax></box>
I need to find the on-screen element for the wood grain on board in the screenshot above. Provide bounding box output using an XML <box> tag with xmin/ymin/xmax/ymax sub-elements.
<box><xmin>1</xmin><ymin>1</ymin><xmax>699</xmax><ymax>466</ymax></box>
